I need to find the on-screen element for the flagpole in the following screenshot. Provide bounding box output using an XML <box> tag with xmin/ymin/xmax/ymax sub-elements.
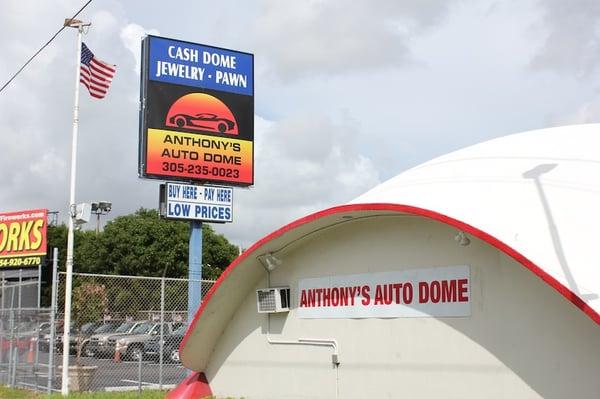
<box><xmin>62</xmin><ymin>19</ymin><xmax>89</xmax><ymax>396</ymax></box>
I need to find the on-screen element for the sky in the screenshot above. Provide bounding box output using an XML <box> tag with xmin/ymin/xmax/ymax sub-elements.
<box><xmin>1</xmin><ymin>0</ymin><xmax>599</xmax><ymax>249</ymax></box>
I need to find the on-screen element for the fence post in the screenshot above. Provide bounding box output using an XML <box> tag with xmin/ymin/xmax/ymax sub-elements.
<box><xmin>159</xmin><ymin>275</ymin><xmax>165</xmax><ymax>389</ymax></box>
<box><xmin>38</xmin><ymin>263</ymin><xmax>42</xmax><ymax>308</ymax></box>
<box><xmin>138</xmin><ymin>351</ymin><xmax>143</xmax><ymax>394</ymax></box>
<box><xmin>8</xmin><ymin>288</ymin><xmax>16</xmax><ymax>387</ymax></box>
<box><xmin>17</xmin><ymin>271</ymin><xmax>22</xmax><ymax>389</ymax></box>
<box><xmin>35</xmin><ymin>260</ymin><xmax>42</xmax><ymax>389</ymax></box>
<box><xmin>0</xmin><ymin>272</ymin><xmax>4</xmax><ymax>382</ymax></box>
<box><xmin>18</xmin><ymin>270</ymin><xmax>22</xmax><ymax>315</ymax></box>
<box><xmin>48</xmin><ymin>248</ymin><xmax>59</xmax><ymax>394</ymax></box>
<box><xmin>12</xmin><ymin>346</ymin><xmax>19</xmax><ymax>386</ymax></box>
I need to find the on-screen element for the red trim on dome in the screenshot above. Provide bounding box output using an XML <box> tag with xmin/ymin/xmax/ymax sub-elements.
<box><xmin>180</xmin><ymin>203</ymin><xmax>600</xmax><ymax>366</ymax></box>
<box><xmin>166</xmin><ymin>372</ymin><xmax>212</xmax><ymax>399</ymax></box>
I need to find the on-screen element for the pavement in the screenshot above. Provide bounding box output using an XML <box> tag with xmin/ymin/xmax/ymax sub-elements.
<box><xmin>0</xmin><ymin>349</ymin><xmax>187</xmax><ymax>392</ymax></box>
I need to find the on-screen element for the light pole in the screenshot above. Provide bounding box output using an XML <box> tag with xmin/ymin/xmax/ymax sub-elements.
<box><xmin>91</xmin><ymin>201</ymin><xmax>112</xmax><ymax>233</ymax></box>
<box><xmin>62</xmin><ymin>17</ymin><xmax>90</xmax><ymax>396</ymax></box>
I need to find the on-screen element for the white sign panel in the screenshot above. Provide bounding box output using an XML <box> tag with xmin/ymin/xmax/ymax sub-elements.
<box><xmin>165</xmin><ymin>182</ymin><xmax>233</xmax><ymax>223</ymax></box>
<box><xmin>297</xmin><ymin>265</ymin><xmax>470</xmax><ymax>319</ymax></box>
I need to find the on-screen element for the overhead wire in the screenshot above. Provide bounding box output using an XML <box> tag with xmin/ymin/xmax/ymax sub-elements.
<box><xmin>0</xmin><ymin>0</ymin><xmax>93</xmax><ymax>94</ymax></box>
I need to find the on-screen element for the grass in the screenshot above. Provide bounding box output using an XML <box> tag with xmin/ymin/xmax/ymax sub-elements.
<box><xmin>0</xmin><ymin>386</ymin><xmax>170</xmax><ymax>399</ymax></box>
<box><xmin>0</xmin><ymin>386</ymin><xmax>240</xmax><ymax>399</ymax></box>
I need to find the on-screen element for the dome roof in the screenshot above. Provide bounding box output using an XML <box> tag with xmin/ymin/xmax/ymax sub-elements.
<box><xmin>180</xmin><ymin>124</ymin><xmax>600</xmax><ymax>372</ymax></box>
<box><xmin>351</xmin><ymin>123</ymin><xmax>600</xmax><ymax>322</ymax></box>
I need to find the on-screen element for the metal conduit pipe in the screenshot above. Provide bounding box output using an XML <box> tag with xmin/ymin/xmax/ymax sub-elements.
<box><xmin>260</xmin><ymin>256</ymin><xmax>341</xmax><ymax>398</ymax></box>
<box><xmin>266</xmin><ymin>336</ymin><xmax>340</xmax><ymax>366</ymax></box>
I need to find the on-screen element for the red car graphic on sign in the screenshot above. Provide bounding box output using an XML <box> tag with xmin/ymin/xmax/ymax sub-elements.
<box><xmin>165</xmin><ymin>93</ymin><xmax>239</xmax><ymax>135</ymax></box>
<box><xmin>167</xmin><ymin>113</ymin><xmax>235</xmax><ymax>133</ymax></box>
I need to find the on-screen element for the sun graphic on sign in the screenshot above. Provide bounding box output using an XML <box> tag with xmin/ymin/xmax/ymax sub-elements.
<box><xmin>165</xmin><ymin>93</ymin><xmax>238</xmax><ymax>135</ymax></box>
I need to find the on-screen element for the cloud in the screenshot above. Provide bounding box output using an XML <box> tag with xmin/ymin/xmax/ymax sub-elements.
<box><xmin>216</xmin><ymin>114</ymin><xmax>380</xmax><ymax>247</ymax></box>
<box><xmin>550</xmin><ymin>97</ymin><xmax>600</xmax><ymax>125</ymax></box>
<box><xmin>530</xmin><ymin>0</ymin><xmax>600</xmax><ymax>77</ymax></box>
<box><xmin>1</xmin><ymin>0</ymin><xmax>598</xmax><ymax>251</ymax></box>
<box><xmin>250</xmin><ymin>0</ymin><xmax>457</xmax><ymax>81</ymax></box>
<box><xmin>29</xmin><ymin>151</ymin><xmax>68</xmax><ymax>181</ymax></box>
<box><xmin>120</xmin><ymin>23</ymin><xmax>160</xmax><ymax>74</ymax></box>
<box><xmin>255</xmin><ymin>115</ymin><xmax>379</xmax><ymax>206</ymax></box>
<box><xmin>88</xmin><ymin>9</ymin><xmax>119</xmax><ymax>38</ymax></box>
<box><xmin>0</xmin><ymin>2</ymin><xmax>132</xmax><ymax>213</ymax></box>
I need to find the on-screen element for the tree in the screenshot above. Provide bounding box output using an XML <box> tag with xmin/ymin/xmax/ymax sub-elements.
<box><xmin>42</xmin><ymin>224</ymin><xmax>95</xmax><ymax>306</ymax></box>
<box><xmin>47</xmin><ymin>208</ymin><xmax>239</xmax><ymax>279</ymax></box>
<box><xmin>201</xmin><ymin>224</ymin><xmax>240</xmax><ymax>280</ymax></box>
<box><xmin>83</xmin><ymin>208</ymin><xmax>190</xmax><ymax>277</ymax></box>
<box><xmin>45</xmin><ymin>224</ymin><xmax>99</xmax><ymax>273</ymax></box>
<box><xmin>71</xmin><ymin>283</ymin><xmax>107</xmax><ymax>327</ymax></box>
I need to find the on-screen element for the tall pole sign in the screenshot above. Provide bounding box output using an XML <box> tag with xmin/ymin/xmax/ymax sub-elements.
<box><xmin>139</xmin><ymin>35</ymin><xmax>254</xmax><ymax>186</ymax></box>
<box><xmin>139</xmin><ymin>35</ymin><xmax>254</xmax><ymax>324</ymax></box>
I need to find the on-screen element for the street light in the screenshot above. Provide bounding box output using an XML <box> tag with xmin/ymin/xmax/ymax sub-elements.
<box><xmin>62</xmin><ymin>18</ymin><xmax>91</xmax><ymax>396</ymax></box>
<box><xmin>91</xmin><ymin>201</ymin><xmax>112</xmax><ymax>233</ymax></box>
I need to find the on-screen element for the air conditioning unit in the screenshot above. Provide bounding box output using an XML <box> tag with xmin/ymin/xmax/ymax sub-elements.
<box><xmin>256</xmin><ymin>287</ymin><xmax>291</xmax><ymax>313</ymax></box>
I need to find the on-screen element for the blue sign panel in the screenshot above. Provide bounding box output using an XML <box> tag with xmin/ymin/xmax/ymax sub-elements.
<box><xmin>148</xmin><ymin>36</ymin><xmax>253</xmax><ymax>96</ymax></box>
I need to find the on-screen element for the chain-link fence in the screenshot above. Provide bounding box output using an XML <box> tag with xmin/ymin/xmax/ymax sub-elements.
<box><xmin>0</xmin><ymin>275</ymin><xmax>54</xmax><ymax>392</ymax></box>
<box><xmin>0</xmin><ymin>307</ymin><xmax>55</xmax><ymax>391</ymax></box>
<box><xmin>1</xmin><ymin>272</ymin><xmax>214</xmax><ymax>393</ymax></box>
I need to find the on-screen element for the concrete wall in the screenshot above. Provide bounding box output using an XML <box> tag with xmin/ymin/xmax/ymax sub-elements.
<box><xmin>205</xmin><ymin>215</ymin><xmax>600</xmax><ymax>398</ymax></box>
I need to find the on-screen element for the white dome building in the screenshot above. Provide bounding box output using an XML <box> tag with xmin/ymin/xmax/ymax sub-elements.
<box><xmin>169</xmin><ymin>124</ymin><xmax>600</xmax><ymax>399</ymax></box>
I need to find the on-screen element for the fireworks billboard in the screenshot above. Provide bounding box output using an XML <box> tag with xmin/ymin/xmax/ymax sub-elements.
<box><xmin>0</xmin><ymin>209</ymin><xmax>47</xmax><ymax>268</ymax></box>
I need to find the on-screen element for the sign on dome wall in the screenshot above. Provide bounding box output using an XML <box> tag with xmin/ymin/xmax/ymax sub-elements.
<box><xmin>138</xmin><ymin>35</ymin><xmax>254</xmax><ymax>186</ymax></box>
<box><xmin>0</xmin><ymin>209</ymin><xmax>47</xmax><ymax>268</ymax></box>
<box><xmin>297</xmin><ymin>265</ymin><xmax>471</xmax><ymax>318</ymax></box>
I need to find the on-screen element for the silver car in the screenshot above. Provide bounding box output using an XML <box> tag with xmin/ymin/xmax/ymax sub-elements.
<box><xmin>85</xmin><ymin>321</ymin><xmax>145</xmax><ymax>358</ymax></box>
<box><xmin>113</xmin><ymin>322</ymin><xmax>181</xmax><ymax>361</ymax></box>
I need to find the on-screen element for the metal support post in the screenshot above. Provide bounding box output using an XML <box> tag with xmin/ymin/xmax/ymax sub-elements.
<box><xmin>48</xmin><ymin>249</ymin><xmax>59</xmax><ymax>393</ymax></box>
<box><xmin>159</xmin><ymin>275</ymin><xmax>165</xmax><ymax>388</ymax></box>
<box><xmin>0</xmin><ymin>272</ymin><xmax>4</xmax><ymax>380</ymax></box>
<box><xmin>38</xmin><ymin>263</ymin><xmax>42</xmax><ymax>307</ymax></box>
<box><xmin>8</xmin><ymin>285</ymin><xmax>15</xmax><ymax>385</ymax></box>
<box><xmin>187</xmin><ymin>221</ymin><xmax>203</xmax><ymax>324</ymax></box>
<box><xmin>11</xmin><ymin>347</ymin><xmax>18</xmax><ymax>386</ymax></box>
<box><xmin>137</xmin><ymin>353</ymin><xmax>143</xmax><ymax>393</ymax></box>
<box><xmin>35</xmin><ymin>263</ymin><xmax>42</xmax><ymax>388</ymax></box>
<box><xmin>18</xmin><ymin>269</ymin><xmax>22</xmax><ymax>313</ymax></box>
<box><xmin>62</xmin><ymin>21</ymin><xmax>88</xmax><ymax>396</ymax></box>
<box><xmin>16</xmin><ymin>270</ymin><xmax>21</xmax><ymax>386</ymax></box>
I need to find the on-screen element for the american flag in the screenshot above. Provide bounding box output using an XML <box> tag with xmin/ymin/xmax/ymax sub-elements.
<box><xmin>80</xmin><ymin>43</ymin><xmax>116</xmax><ymax>99</ymax></box>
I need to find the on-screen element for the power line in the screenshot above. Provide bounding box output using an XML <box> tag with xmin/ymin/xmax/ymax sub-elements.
<box><xmin>0</xmin><ymin>0</ymin><xmax>93</xmax><ymax>94</ymax></box>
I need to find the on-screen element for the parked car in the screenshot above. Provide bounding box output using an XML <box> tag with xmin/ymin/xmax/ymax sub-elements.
<box><xmin>85</xmin><ymin>321</ymin><xmax>145</xmax><ymax>358</ymax></box>
<box><xmin>39</xmin><ymin>324</ymin><xmax>64</xmax><ymax>353</ymax></box>
<box><xmin>113</xmin><ymin>322</ymin><xmax>181</xmax><ymax>361</ymax></box>
<box><xmin>143</xmin><ymin>323</ymin><xmax>187</xmax><ymax>363</ymax></box>
<box><xmin>57</xmin><ymin>320</ymin><xmax>119</xmax><ymax>355</ymax></box>
<box><xmin>37</xmin><ymin>321</ymin><xmax>75</xmax><ymax>353</ymax></box>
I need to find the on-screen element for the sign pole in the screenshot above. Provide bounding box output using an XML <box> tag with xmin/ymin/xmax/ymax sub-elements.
<box><xmin>62</xmin><ymin>20</ymin><xmax>87</xmax><ymax>396</ymax></box>
<box><xmin>187</xmin><ymin>221</ymin><xmax>202</xmax><ymax>326</ymax></box>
